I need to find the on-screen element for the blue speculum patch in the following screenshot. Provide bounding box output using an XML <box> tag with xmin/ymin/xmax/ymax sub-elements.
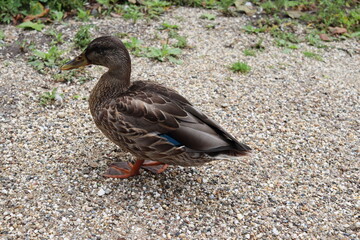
<box><xmin>158</xmin><ymin>134</ymin><xmax>182</xmax><ymax>147</ymax></box>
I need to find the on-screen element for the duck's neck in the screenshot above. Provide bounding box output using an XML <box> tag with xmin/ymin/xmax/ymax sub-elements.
<box><xmin>89</xmin><ymin>66</ymin><xmax>131</xmax><ymax>114</ymax></box>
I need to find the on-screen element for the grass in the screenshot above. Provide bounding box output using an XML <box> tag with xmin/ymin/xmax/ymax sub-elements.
<box><xmin>121</xmin><ymin>4</ymin><xmax>144</xmax><ymax>23</ymax></box>
<box><xmin>145</xmin><ymin>45</ymin><xmax>182</xmax><ymax>64</ymax></box>
<box><xmin>143</xmin><ymin>0</ymin><xmax>171</xmax><ymax>19</ymax></box>
<box><xmin>200</xmin><ymin>13</ymin><xmax>216</xmax><ymax>20</ymax></box>
<box><xmin>28</xmin><ymin>46</ymin><xmax>64</xmax><ymax>73</ymax></box>
<box><xmin>76</xmin><ymin>8</ymin><xmax>91</xmax><ymax>21</ymax></box>
<box><xmin>39</xmin><ymin>88</ymin><xmax>64</xmax><ymax>105</ymax></box>
<box><xmin>306</xmin><ymin>32</ymin><xmax>328</xmax><ymax>48</ymax></box>
<box><xmin>270</xmin><ymin>28</ymin><xmax>301</xmax><ymax>49</ymax></box>
<box><xmin>118</xmin><ymin>0</ymin><xmax>171</xmax><ymax>22</ymax></box>
<box><xmin>54</xmin><ymin>70</ymin><xmax>89</xmax><ymax>84</ymax></box>
<box><xmin>243</xmin><ymin>49</ymin><xmax>256</xmax><ymax>56</ymax></box>
<box><xmin>0</xmin><ymin>30</ymin><xmax>4</xmax><ymax>40</ymax></box>
<box><xmin>17</xmin><ymin>21</ymin><xmax>45</xmax><ymax>31</ymax></box>
<box><xmin>257</xmin><ymin>0</ymin><xmax>359</xmax><ymax>32</ymax></box>
<box><xmin>122</xmin><ymin>35</ymin><xmax>184</xmax><ymax>64</ymax></box>
<box><xmin>230</xmin><ymin>62</ymin><xmax>251</xmax><ymax>74</ymax></box>
<box><xmin>157</xmin><ymin>22</ymin><xmax>188</xmax><ymax>49</ymax></box>
<box><xmin>45</xmin><ymin>29</ymin><xmax>65</xmax><ymax>45</ymax></box>
<box><xmin>50</xmin><ymin>10</ymin><xmax>64</xmax><ymax>22</ymax></box>
<box><xmin>0</xmin><ymin>0</ymin><xmax>85</xmax><ymax>24</ymax></box>
<box><xmin>124</xmin><ymin>37</ymin><xmax>144</xmax><ymax>56</ymax></box>
<box><xmin>1</xmin><ymin>0</ymin><xmax>358</xmax><ymax>72</ymax></box>
<box><xmin>2</xmin><ymin>0</ymin><xmax>359</xmax><ymax>31</ymax></box>
<box><xmin>303</xmin><ymin>51</ymin><xmax>323</xmax><ymax>61</ymax></box>
<box><xmin>74</xmin><ymin>25</ymin><xmax>94</xmax><ymax>50</ymax></box>
<box><xmin>218</xmin><ymin>0</ymin><xmax>236</xmax><ymax>16</ymax></box>
<box><xmin>242</xmin><ymin>25</ymin><xmax>266</xmax><ymax>34</ymax></box>
<box><xmin>170</xmin><ymin>32</ymin><xmax>188</xmax><ymax>48</ymax></box>
<box><xmin>159</xmin><ymin>22</ymin><xmax>179</xmax><ymax>30</ymax></box>
<box><xmin>3</xmin><ymin>0</ymin><xmax>358</xmax><ymax>40</ymax></box>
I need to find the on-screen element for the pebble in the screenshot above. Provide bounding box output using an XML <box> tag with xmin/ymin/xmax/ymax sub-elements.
<box><xmin>237</xmin><ymin>214</ymin><xmax>244</xmax><ymax>220</ymax></box>
<box><xmin>57</xmin><ymin>112</ymin><xmax>66</xmax><ymax>118</ymax></box>
<box><xmin>355</xmin><ymin>200</ymin><xmax>360</xmax><ymax>210</ymax></box>
<box><xmin>97</xmin><ymin>188</ymin><xmax>106</xmax><ymax>196</ymax></box>
<box><xmin>350</xmin><ymin>222</ymin><xmax>360</xmax><ymax>231</ymax></box>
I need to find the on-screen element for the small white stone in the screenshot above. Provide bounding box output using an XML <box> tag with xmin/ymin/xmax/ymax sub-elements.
<box><xmin>57</xmin><ymin>112</ymin><xmax>66</xmax><ymax>118</ymax></box>
<box><xmin>272</xmin><ymin>227</ymin><xmax>279</xmax><ymax>235</ymax></box>
<box><xmin>97</xmin><ymin>188</ymin><xmax>106</xmax><ymax>196</ymax></box>
<box><xmin>237</xmin><ymin>214</ymin><xmax>244</xmax><ymax>220</ymax></box>
<box><xmin>350</xmin><ymin>222</ymin><xmax>360</xmax><ymax>230</ymax></box>
<box><xmin>355</xmin><ymin>200</ymin><xmax>360</xmax><ymax>210</ymax></box>
<box><xmin>256</xmin><ymin>233</ymin><xmax>264</xmax><ymax>238</ymax></box>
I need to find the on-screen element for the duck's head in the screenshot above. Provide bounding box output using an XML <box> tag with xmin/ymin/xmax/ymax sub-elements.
<box><xmin>60</xmin><ymin>36</ymin><xmax>131</xmax><ymax>71</ymax></box>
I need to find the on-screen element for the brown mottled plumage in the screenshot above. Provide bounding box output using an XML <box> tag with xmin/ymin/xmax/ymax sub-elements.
<box><xmin>61</xmin><ymin>36</ymin><xmax>251</xmax><ymax>178</ymax></box>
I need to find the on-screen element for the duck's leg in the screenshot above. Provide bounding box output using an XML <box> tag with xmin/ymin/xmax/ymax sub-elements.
<box><xmin>103</xmin><ymin>159</ymin><xmax>145</xmax><ymax>178</ymax></box>
<box><xmin>141</xmin><ymin>160</ymin><xmax>169</xmax><ymax>174</ymax></box>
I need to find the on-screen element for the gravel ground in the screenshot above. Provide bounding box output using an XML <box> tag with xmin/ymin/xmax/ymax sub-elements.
<box><xmin>1</xmin><ymin>7</ymin><xmax>359</xmax><ymax>240</ymax></box>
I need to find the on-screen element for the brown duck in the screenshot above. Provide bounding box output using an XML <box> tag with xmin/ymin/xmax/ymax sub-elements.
<box><xmin>61</xmin><ymin>36</ymin><xmax>251</xmax><ymax>178</ymax></box>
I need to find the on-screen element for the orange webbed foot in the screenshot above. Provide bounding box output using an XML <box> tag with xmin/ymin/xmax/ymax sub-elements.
<box><xmin>141</xmin><ymin>160</ymin><xmax>169</xmax><ymax>174</ymax></box>
<box><xmin>103</xmin><ymin>160</ymin><xmax>144</xmax><ymax>179</ymax></box>
<box><xmin>103</xmin><ymin>159</ymin><xmax>169</xmax><ymax>178</ymax></box>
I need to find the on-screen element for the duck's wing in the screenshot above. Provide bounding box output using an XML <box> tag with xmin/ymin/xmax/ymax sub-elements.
<box><xmin>102</xmin><ymin>81</ymin><xmax>250</xmax><ymax>156</ymax></box>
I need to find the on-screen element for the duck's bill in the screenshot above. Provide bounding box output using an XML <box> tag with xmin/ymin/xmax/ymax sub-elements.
<box><xmin>60</xmin><ymin>54</ymin><xmax>89</xmax><ymax>70</ymax></box>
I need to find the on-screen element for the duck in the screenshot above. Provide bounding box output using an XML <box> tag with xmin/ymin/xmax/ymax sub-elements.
<box><xmin>60</xmin><ymin>36</ymin><xmax>251</xmax><ymax>178</ymax></box>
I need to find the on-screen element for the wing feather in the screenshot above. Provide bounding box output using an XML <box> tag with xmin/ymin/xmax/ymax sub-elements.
<box><xmin>98</xmin><ymin>81</ymin><xmax>250</xmax><ymax>155</ymax></box>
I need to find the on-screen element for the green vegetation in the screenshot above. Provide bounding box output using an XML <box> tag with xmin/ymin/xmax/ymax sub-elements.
<box><xmin>217</xmin><ymin>0</ymin><xmax>236</xmax><ymax>16</ymax></box>
<box><xmin>54</xmin><ymin>70</ymin><xmax>89</xmax><ymax>84</ymax></box>
<box><xmin>0</xmin><ymin>30</ymin><xmax>4</xmax><ymax>40</ymax></box>
<box><xmin>120</xmin><ymin>4</ymin><xmax>144</xmax><ymax>23</ymax></box>
<box><xmin>46</xmin><ymin>29</ymin><xmax>65</xmax><ymax>45</ymax></box>
<box><xmin>143</xmin><ymin>0</ymin><xmax>171</xmax><ymax>19</ymax></box>
<box><xmin>271</xmin><ymin>30</ymin><xmax>300</xmax><ymax>45</ymax></box>
<box><xmin>306</xmin><ymin>33</ymin><xmax>328</xmax><ymax>48</ymax></box>
<box><xmin>17</xmin><ymin>21</ymin><xmax>45</xmax><ymax>31</ymax></box>
<box><xmin>145</xmin><ymin>45</ymin><xmax>182</xmax><ymax>64</ymax></box>
<box><xmin>124</xmin><ymin>37</ymin><xmax>144</xmax><ymax>57</ymax></box>
<box><xmin>243</xmin><ymin>49</ymin><xmax>256</xmax><ymax>56</ymax></box>
<box><xmin>230</xmin><ymin>62</ymin><xmax>251</xmax><ymax>74</ymax></box>
<box><xmin>159</xmin><ymin>22</ymin><xmax>179</xmax><ymax>30</ymax></box>
<box><xmin>39</xmin><ymin>88</ymin><xmax>64</xmax><ymax>105</ymax></box>
<box><xmin>169</xmin><ymin>31</ymin><xmax>188</xmax><ymax>48</ymax></box>
<box><xmin>123</xmin><ymin>34</ymin><xmax>184</xmax><ymax>63</ymax></box>
<box><xmin>157</xmin><ymin>22</ymin><xmax>188</xmax><ymax>49</ymax></box>
<box><xmin>0</xmin><ymin>0</ymin><xmax>85</xmax><ymax>24</ymax></box>
<box><xmin>242</xmin><ymin>25</ymin><xmax>266</xmax><ymax>34</ymax></box>
<box><xmin>257</xmin><ymin>0</ymin><xmax>359</xmax><ymax>32</ymax></box>
<box><xmin>3</xmin><ymin>0</ymin><xmax>357</xmax><ymax>38</ymax></box>
<box><xmin>170</xmin><ymin>0</ymin><xmax>218</xmax><ymax>8</ymax></box>
<box><xmin>76</xmin><ymin>7</ymin><xmax>91</xmax><ymax>21</ymax></box>
<box><xmin>1</xmin><ymin>0</ymin><xmax>357</xmax><ymax>73</ymax></box>
<box><xmin>200</xmin><ymin>13</ymin><xmax>216</xmax><ymax>20</ymax></box>
<box><xmin>50</xmin><ymin>10</ymin><xmax>64</xmax><ymax>22</ymax></box>
<box><xmin>303</xmin><ymin>51</ymin><xmax>323</xmax><ymax>61</ymax></box>
<box><xmin>117</xmin><ymin>0</ymin><xmax>171</xmax><ymax>22</ymax></box>
<box><xmin>28</xmin><ymin>46</ymin><xmax>64</xmax><ymax>73</ymax></box>
<box><xmin>74</xmin><ymin>25</ymin><xmax>93</xmax><ymax>50</ymax></box>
